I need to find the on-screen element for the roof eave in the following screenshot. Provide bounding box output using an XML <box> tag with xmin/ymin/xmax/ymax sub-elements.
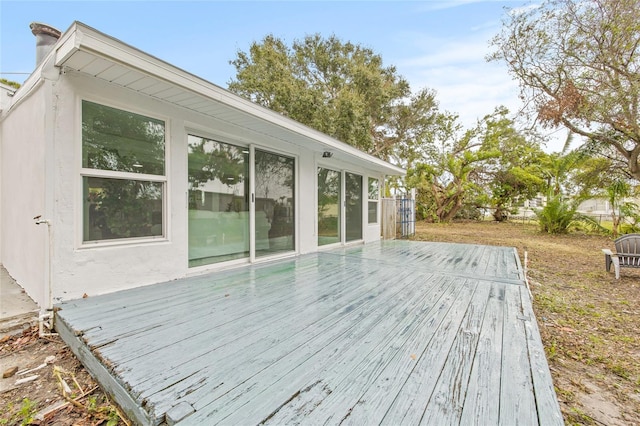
<box><xmin>53</xmin><ymin>21</ymin><xmax>405</xmax><ymax>176</ymax></box>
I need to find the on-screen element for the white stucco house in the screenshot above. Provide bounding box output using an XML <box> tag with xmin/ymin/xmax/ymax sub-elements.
<box><xmin>0</xmin><ymin>22</ymin><xmax>404</xmax><ymax>314</ymax></box>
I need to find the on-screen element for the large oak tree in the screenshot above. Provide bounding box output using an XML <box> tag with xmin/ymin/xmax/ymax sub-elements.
<box><xmin>228</xmin><ymin>34</ymin><xmax>439</xmax><ymax>161</ymax></box>
<box><xmin>490</xmin><ymin>0</ymin><xmax>640</xmax><ymax>178</ymax></box>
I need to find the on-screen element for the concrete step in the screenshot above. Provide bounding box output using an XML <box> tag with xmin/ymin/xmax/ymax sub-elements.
<box><xmin>0</xmin><ymin>311</ymin><xmax>39</xmax><ymax>337</ymax></box>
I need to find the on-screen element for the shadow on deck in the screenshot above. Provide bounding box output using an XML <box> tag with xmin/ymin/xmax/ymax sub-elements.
<box><xmin>55</xmin><ymin>240</ymin><xmax>563</xmax><ymax>425</ymax></box>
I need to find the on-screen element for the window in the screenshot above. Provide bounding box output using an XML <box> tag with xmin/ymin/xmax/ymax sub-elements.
<box><xmin>82</xmin><ymin>101</ymin><xmax>166</xmax><ymax>242</ymax></box>
<box><xmin>368</xmin><ymin>177</ymin><xmax>379</xmax><ymax>224</ymax></box>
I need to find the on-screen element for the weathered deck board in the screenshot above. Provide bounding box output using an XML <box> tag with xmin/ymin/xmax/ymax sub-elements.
<box><xmin>55</xmin><ymin>240</ymin><xmax>562</xmax><ymax>425</ymax></box>
<box><xmin>143</xmin><ymin>268</ymin><xmax>430</xmax><ymax>416</ymax></box>
<box><xmin>500</xmin><ymin>284</ymin><xmax>538</xmax><ymax>425</ymax></box>
<box><xmin>186</xmin><ymin>274</ymin><xmax>447</xmax><ymax>424</ymax></box>
<box><xmin>205</xmin><ymin>275</ymin><xmax>460</xmax><ymax>425</ymax></box>
<box><xmin>458</xmin><ymin>283</ymin><xmax>505</xmax><ymax>425</ymax></box>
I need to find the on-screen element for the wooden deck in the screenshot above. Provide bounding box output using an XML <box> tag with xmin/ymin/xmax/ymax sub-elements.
<box><xmin>55</xmin><ymin>240</ymin><xmax>563</xmax><ymax>425</ymax></box>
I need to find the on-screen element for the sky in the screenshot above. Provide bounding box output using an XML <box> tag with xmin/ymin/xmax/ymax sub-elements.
<box><xmin>0</xmin><ymin>0</ymin><xmax>567</xmax><ymax>152</ymax></box>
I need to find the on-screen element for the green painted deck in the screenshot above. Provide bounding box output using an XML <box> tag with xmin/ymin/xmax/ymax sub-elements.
<box><xmin>55</xmin><ymin>240</ymin><xmax>563</xmax><ymax>425</ymax></box>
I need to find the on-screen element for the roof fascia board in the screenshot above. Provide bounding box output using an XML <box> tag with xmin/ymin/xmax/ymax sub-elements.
<box><xmin>54</xmin><ymin>22</ymin><xmax>405</xmax><ymax>176</ymax></box>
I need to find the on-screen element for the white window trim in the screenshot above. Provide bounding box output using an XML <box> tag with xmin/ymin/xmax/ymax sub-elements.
<box><xmin>78</xmin><ymin>97</ymin><xmax>170</xmax><ymax>248</ymax></box>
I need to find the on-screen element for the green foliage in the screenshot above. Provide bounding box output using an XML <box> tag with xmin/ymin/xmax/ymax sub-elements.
<box><xmin>406</xmin><ymin>107</ymin><xmax>549</xmax><ymax>223</ymax></box>
<box><xmin>228</xmin><ymin>34</ymin><xmax>436</xmax><ymax>159</ymax></box>
<box><xmin>17</xmin><ymin>398</ymin><xmax>37</xmax><ymax>426</ymax></box>
<box><xmin>229</xmin><ymin>32</ymin><xmax>556</xmax><ymax>224</ymax></box>
<box><xmin>534</xmin><ymin>195</ymin><xmax>604</xmax><ymax>234</ymax></box>
<box><xmin>606</xmin><ymin>179</ymin><xmax>634</xmax><ymax>237</ymax></box>
<box><xmin>407</xmin><ymin>112</ymin><xmax>501</xmax><ymax>222</ymax></box>
<box><xmin>0</xmin><ymin>78</ymin><xmax>21</xmax><ymax>89</ymax></box>
<box><xmin>534</xmin><ymin>195</ymin><xmax>577</xmax><ymax>234</ymax></box>
<box><xmin>480</xmin><ymin>107</ymin><xmax>547</xmax><ymax>221</ymax></box>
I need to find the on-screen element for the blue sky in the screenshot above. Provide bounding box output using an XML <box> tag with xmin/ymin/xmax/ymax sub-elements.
<box><xmin>0</xmin><ymin>0</ymin><xmax>565</xmax><ymax>151</ymax></box>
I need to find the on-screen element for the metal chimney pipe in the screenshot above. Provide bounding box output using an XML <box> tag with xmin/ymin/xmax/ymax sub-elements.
<box><xmin>30</xmin><ymin>22</ymin><xmax>61</xmax><ymax>67</ymax></box>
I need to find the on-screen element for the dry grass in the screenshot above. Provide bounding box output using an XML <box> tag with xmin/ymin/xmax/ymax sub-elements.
<box><xmin>413</xmin><ymin>221</ymin><xmax>640</xmax><ymax>425</ymax></box>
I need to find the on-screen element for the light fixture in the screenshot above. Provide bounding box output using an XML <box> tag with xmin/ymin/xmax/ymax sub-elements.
<box><xmin>322</xmin><ymin>151</ymin><xmax>333</xmax><ymax>158</ymax></box>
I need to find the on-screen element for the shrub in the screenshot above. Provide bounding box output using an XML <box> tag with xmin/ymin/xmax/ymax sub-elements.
<box><xmin>535</xmin><ymin>195</ymin><xmax>604</xmax><ymax>234</ymax></box>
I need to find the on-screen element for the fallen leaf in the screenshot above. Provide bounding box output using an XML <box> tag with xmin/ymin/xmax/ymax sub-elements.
<box><xmin>3</xmin><ymin>366</ymin><xmax>18</xmax><ymax>378</ymax></box>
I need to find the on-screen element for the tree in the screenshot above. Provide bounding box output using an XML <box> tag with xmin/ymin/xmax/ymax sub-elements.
<box><xmin>406</xmin><ymin>113</ymin><xmax>501</xmax><ymax>222</ymax></box>
<box><xmin>0</xmin><ymin>78</ymin><xmax>20</xmax><ymax>89</ymax></box>
<box><xmin>228</xmin><ymin>34</ymin><xmax>420</xmax><ymax>158</ymax></box>
<box><xmin>480</xmin><ymin>107</ymin><xmax>547</xmax><ymax>221</ymax></box>
<box><xmin>489</xmin><ymin>0</ymin><xmax>640</xmax><ymax>179</ymax></box>
<box><xmin>606</xmin><ymin>179</ymin><xmax>636</xmax><ymax>237</ymax></box>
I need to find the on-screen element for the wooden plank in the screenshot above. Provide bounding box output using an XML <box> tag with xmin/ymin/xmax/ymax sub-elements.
<box><xmin>381</xmin><ymin>198</ymin><xmax>396</xmax><ymax>240</ymax></box>
<box><xmin>147</xmin><ymin>267</ymin><xmax>432</xmax><ymax>420</ymax></box>
<box><xmin>61</xmin><ymin>259</ymin><xmax>310</xmax><ymax>323</ymax></box>
<box><xmin>377</xmin><ymin>279</ymin><xmax>480</xmax><ymax>425</ymax></box>
<box><xmin>78</xmin><ymin>257</ymin><xmax>348</xmax><ymax>347</ymax></box>
<box><xmin>302</xmin><ymin>278</ymin><xmax>477</xmax><ymax>425</ymax></box>
<box><xmin>124</xmin><ymin>265</ymin><xmax>419</xmax><ymax>400</ymax></box>
<box><xmin>458</xmin><ymin>283</ymin><xmax>505</xmax><ymax>425</ymax></box>
<box><xmin>55</xmin><ymin>315</ymin><xmax>154</xmax><ymax>425</ymax></box>
<box><xmin>499</xmin><ymin>285</ymin><xmax>538</xmax><ymax>425</ymax></box>
<box><xmin>53</xmin><ymin>241</ymin><xmax>561</xmax><ymax>425</ymax></box>
<box><xmin>418</xmin><ymin>282</ymin><xmax>492</xmax><ymax>424</ymax></box>
<box><xmin>323</xmin><ymin>245</ymin><xmax>526</xmax><ymax>287</ymax></box>
<box><xmin>183</xmin><ymin>275</ymin><xmax>456</xmax><ymax>424</ymax></box>
<box><xmin>519</xmin><ymin>281</ymin><xmax>564</xmax><ymax>425</ymax></box>
<box><xmin>99</xmin><ymin>260</ymin><xmax>368</xmax><ymax>364</ymax></box>
<box><xmin>274</xmin><ymin>275</ymin><xmax>462</xmax><ymax>425</ymax></box>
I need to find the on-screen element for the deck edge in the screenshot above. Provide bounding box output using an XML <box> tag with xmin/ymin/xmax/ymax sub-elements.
<box><xmin>55</xmin><ymin>311</ymin><xmax>155</xmax><ymax>426</ymax></box>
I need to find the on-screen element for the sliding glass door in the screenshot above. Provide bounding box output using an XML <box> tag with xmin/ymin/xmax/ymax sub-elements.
<box><xmin>317</xmin><ymin>168</ymin><xmax>363</xmax><ymax>245</ymax></box>
<box><xmin>188</xmin><ymin>135</ymin><xmax>296</xmax><ymax>267</ymax></box>
<box><xmin>317</xmin><ymin>168</ymin><xmax>341</xmax><ymax>246</ymax></box>
<box><xmin>255</xmin><ymin>150</ymin><xmax>295</xmax><ymax>257</ymax></box>
<box><xmin>345</xmin><ymin>172</ymin><xmax>363</xmax><ymax>242</ymax></box>
<box><xmin>188</xmin><ymin>136</ymin><xmax>249</xmax><ymax>267</ymax></box>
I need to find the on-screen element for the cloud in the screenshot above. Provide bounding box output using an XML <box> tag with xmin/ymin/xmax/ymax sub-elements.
<box><xmin>414</xmin><ymin>0</ymin><xmax>507</xmax><ymax>12</ymax></box>
<box><xmin>394</xmin><ymin>30</ymin><xmax>517</xmax><ymax>121</ymax></box>
<box><xmin>508</xmin><ymin>3</ymin><xmax>542</xmax><ymax>16</ymax></box>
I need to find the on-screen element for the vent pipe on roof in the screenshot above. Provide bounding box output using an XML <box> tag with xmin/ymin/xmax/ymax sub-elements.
<box><xmin>30</xmin><ymin>22</ymin><xmax>61</xmax><ymax>67</ymax></box>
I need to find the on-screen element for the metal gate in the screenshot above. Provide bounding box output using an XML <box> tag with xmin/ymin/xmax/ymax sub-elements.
<box><xmin>396</xmin><ymin>198</ymin><xmax>415</xmax><ymax>238</ymax></box>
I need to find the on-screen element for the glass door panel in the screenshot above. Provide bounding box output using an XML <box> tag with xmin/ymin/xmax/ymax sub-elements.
<box><xmin>255</xmin><ymin>150</ymin><xmax>295</xmax><ymax>257</ymax></box>
<box><xmin>317</xmin><ymin>168</ymin><xmax>341</xmax><ymax>246</ymax></box>
<box><xmin>345</xmin><ymin>172</ymin><xmax>363</xmax><ymax>242</ymax></box>
<box><xmin>187</xmin><ymin>135</ymin><xmax>249</xmax><ymax>267</ymax></box>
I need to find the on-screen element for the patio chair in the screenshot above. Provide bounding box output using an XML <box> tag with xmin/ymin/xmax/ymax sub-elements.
<box><xmin>603</xmin><ymin>233</ymin><xmax>640</xmax><ymax>279</ymax></box>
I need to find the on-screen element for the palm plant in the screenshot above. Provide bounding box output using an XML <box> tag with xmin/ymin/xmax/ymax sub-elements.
<box><xmin>534</xmin><ymin>195</ymin><xmax>604</xmax><ymax>234</ymax></box>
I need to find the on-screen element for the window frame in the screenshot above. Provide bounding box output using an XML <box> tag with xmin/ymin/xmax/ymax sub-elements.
<box><xmin>79</xmin><ymin>98</ymin><xmax>169</xmax><ymax>247</ymax></box>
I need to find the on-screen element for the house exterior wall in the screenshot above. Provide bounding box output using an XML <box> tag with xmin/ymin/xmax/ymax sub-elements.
<box><xmin>0</xmin><ymin>83</ymin><xmax>48</xmax><ymax>307</ymax></box>
<box><xmin>0</xmin><ymin>82</ymin><xmax>19</xmax><ymax>265</ymax></box>
<box><xmin>34</xmin><ymin>72</ymin><xmax>387</xmax><ymax>304</ymax></box>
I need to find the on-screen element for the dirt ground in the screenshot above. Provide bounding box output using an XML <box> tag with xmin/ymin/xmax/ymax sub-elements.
<box><xmin>1</xmin><ymin>221</ymin><xmax>638</xmax><ymax>425</ymax></box>
<box><xmin>0</xmin><ymin>327</ymin><xmax>128</xmax><ymax>425</ymax></box>
<box><xmin>414</xmin><ymin>221</ymin><xmax>640</xmax><ymax>426</ymax></box>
